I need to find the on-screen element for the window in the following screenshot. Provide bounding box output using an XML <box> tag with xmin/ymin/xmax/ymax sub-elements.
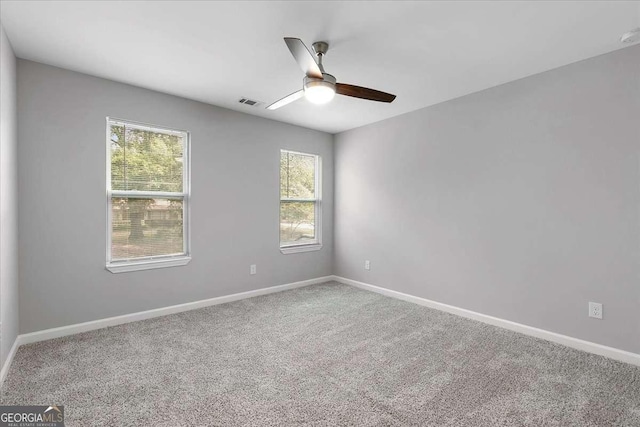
<box><xmin>280</xmin><ymin>150</ymin><xmax>322</xmax><ymax>253</ymax></box>
<box><xmin>106</xmin><ymin>118</ymin><xmax>190</xmax><ymax>273</ymax></box>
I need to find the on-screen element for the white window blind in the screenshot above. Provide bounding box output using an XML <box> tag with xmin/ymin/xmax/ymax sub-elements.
<box><xmin>106</xmin><ymin>118</ymin><xmax>190</xmax><ymax>272</ymax></box>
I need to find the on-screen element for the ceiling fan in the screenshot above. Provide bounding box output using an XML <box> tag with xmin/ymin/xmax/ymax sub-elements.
<box><xmin>266</xmin><ymin>38</ymin><xmax>396</xmax><ymax>110</ymax></box>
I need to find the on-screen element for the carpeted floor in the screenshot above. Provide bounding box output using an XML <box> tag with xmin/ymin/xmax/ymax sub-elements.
<box><xmin>2</xmin><ymin>282</ymin><xmax>639</xmax><ymax>426</ymax></box>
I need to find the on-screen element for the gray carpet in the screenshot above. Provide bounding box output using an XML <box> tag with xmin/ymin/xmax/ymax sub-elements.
<box><xmin>2</xmin><ymin>282</ymin><xmax>639</xmax><ymax>426</ymax></box>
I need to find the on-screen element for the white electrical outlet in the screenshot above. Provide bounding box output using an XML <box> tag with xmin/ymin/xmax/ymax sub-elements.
<box><xmin>250</xmin><ymin>264</ymin><xmax>256</xmax><ymax>275</ymax></box>
<box><xmin>588</xmin><ymin>302</ymin><xmax>602</xmax><ymax>319</ymax></box>
<box><xmin>364</xmin><ymin>260</ymin><xmax>370</xmax><ymax>270</ymax></box>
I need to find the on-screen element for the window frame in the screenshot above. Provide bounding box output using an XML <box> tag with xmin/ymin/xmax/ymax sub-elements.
<box><xmin>279</xmin><ymin>149</ymin><xmax>322</xmax><ymax>254</ymax></box>
<box><xmin>105</xmin><ymin>117</ymin><xmax>191</xmax><ymax>273</ymax></box>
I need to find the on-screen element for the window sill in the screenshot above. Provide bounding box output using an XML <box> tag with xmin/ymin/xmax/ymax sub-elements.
<box><xmin>106</xmin><ymin>256</ymin><xmax>191</xmax><ymax>273</ymax></box>
<box><xmin>280</xmin><ymin>244</ymin><xmax>322</xmax><ymax>254</ymax></box>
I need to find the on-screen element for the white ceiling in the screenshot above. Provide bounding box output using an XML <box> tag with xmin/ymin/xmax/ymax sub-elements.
<box><xmin>1</xmin><ymin>1</ymin><xmax>639</xmax><ymax>134</ymax></box>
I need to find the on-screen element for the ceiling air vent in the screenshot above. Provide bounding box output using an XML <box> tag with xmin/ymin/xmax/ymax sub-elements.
<box><xmin>238</xmin><ymin>97</ymin><xmax>263</xmax><ymax>107</ymax></box>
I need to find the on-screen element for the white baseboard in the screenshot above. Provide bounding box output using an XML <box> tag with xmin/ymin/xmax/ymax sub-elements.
<box><xmin>331</xmin><ymin>275</ymin><xmax>640</xmax><ymax>367</ymax></box>
<box><xmin>13</xmin><ymin>275</ymin><xmax>333</xmax><ymax>350</ymax></box>
<box><xmin>1</xmin><ymin>337</ymin><xmax>20</xmax><ymax>386</ymax></box>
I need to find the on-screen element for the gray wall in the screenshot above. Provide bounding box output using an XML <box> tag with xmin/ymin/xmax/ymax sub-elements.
<box><xmin>17</xmin><ymin>60</ymin><xmax>333</xmax><ymax>334</ymax></box>
<box><xmin>335</xmin><ymin>45</ymin><xmax>640</xmax><ymax>354</ymax></box>
<box><xmin>1</xmin><ymin>24</ymin><xmax>19</xmax><ymax>366</ymax></box>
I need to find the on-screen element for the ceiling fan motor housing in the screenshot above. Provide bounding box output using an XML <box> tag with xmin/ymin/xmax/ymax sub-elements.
<box><xmin>303</xmin><ymin>74</ymin><xmax>337</xmax><ymax>95</ymax></box>
<box><xmin>303</xmin><ymin>73</ymin><xmax>336</xmax><ymax>104</ymax></box>
<box><xmin>304</xmin><ymin>73</ymin><xmax>336</xmax><ymax>87</ymax></box>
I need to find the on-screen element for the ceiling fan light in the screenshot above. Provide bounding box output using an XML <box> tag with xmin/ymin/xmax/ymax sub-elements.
<box><xmin>304</xmin><ymin>80</ymin><xmax>335</xmax><ymax>104</ymax></box>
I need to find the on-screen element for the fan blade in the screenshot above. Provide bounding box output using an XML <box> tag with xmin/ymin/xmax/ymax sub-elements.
<box><xmin>266</xmin><ymin>90</ymin><xmax>305</xmax><ymax>110</ymax></box>
<box><xmin>284</xmin><ymin>38</ymin><xmax>323</xmax><ymax>79</ymax></box>
<box><xmin>336</xmin><ymin>83</ymin><xmax>396</xmax><ymax>103</ymax></box>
